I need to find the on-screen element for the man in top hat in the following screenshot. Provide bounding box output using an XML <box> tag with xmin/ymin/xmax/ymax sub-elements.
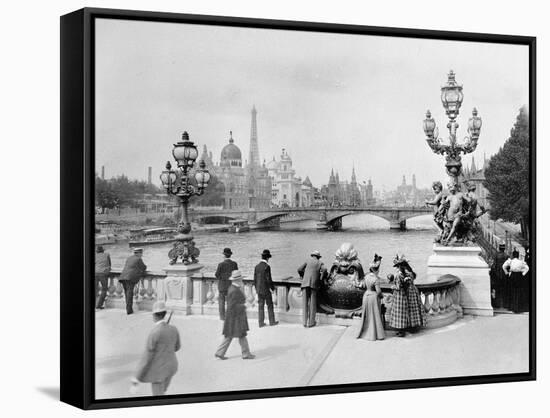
<box><xmin>297</xmin><ymin>250</ymin><xmax>327</xmax><ymax>328</ymax></box>
<box><xmin>254</xmin><ymin>249</ymin><xmax>278</xmax><ymax>327</ymax></box>
<box><xmin>215</xmin><ymin>270</ymin><xmax>255</xmax><ymax>360</ymax></box>
<box><xmin>131</xmin><ymin>301</ymin><xmax>180</xmax><ymax>396</ymax></box>
<box><xmin>95</xmin><ymin>245</ymin><xmax>111</xmax><ymax>309</ymax></box>
<box><xmin>118</xmin><ymin>248</ymin><xmax>147</xmax><ymax>315</ymax></box>
<box><xmin>215</xmin><ymin>247</ymin><xmax>238</xmax><ymax>320</ymax></box>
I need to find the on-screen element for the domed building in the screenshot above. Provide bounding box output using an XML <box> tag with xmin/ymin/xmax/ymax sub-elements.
<box><xmin>200</xmin><ymin>107</ymin><xmax>272</xmax><ymax>210</ymax></box>
<box><xmin>220</xmin><ymin>132</ymin><xmax>242</xmax><ymax>168</ymax></box>
<box><xmin>267</xmin><ymin>148</ymin><xmax>306</xmax><ymax>207</ymax></box>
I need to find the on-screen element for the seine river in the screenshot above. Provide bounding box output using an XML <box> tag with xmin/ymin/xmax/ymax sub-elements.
<box><xmin>105</xmin><ymin>214</ymin><xmax>436</xmax><ymax>280</ymax></box>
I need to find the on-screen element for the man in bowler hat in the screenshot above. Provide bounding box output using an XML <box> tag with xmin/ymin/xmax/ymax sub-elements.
<box><xmin>131</xmin><ymin>301</ymin><xmax>180</xmax><ymax>396</ymax></box>
<box><xmin>118</xmin><ymin>248</ymin><xmax>147</xmax><ymax>315</ymax></box>
<box><xmin>297</xmin><ymin>250</ymin><xmax>327</xmax><ymax>327</ymax></box>
<box><xmin>215</xmin><ymin>270</ymin><xmax>255</xmax><ymax>360</ymax></box>
<box><xmin>215</xmin><ymin>247</ymin><xmax>238</xmax><ymax>320</ymax></box>
<box><xmin>254</xmin><ymin>249</ymin><xmax>278</xmax><ymax>327</ymax></box>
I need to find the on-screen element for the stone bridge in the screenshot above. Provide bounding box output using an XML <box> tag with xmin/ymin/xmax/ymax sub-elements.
<box><xmin>190</xmin><ymin>206</ymin><xmax>433</xmax><ymax>231</ymax></box>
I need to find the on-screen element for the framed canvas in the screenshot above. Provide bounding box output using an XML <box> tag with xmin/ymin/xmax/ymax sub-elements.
<box><xmin>60</xmin><ymin>7</ymin><xmax>536</xmax><ymax>410</ymax></box>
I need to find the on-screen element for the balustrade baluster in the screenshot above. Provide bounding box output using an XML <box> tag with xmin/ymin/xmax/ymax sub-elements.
<box><xmin>423</xmin><ymin>291</ymin><xmax>431</xmax><ymax>314</ymax></box>
<box><xmin>107</xmin><ymin>277</ymin><xmax>116</xmax><ymax>298</ymax></box>
<box><xmin>206</xmin><ymin>281</ymin><xmax>215</xmax><ymax>305</ymax></box>
<box><xmin>146</xmin><ymin>278</ymin><xmax>154</xmax><ymax>300</ymax></box>
<box><xmin>115</xmin><ymin>280</ymin><xmax>124</xmax><ymax>298</ymax></box>
<box><xmin>212</xmin><ymin>281</ymin><xmax>219</xmax><ymax>305</ymax></box>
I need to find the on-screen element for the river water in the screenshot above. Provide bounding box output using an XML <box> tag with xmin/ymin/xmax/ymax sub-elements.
<box><xmin>103</xmin><ymin>214</ymin><xmax>436</xmax><ymax>279</ymax></box>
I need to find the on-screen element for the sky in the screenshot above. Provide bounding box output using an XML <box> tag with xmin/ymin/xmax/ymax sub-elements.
<box><xmin>95</xmin><ymin>18</ymin><xmax>529</xmax><ymax>190</ymax></box>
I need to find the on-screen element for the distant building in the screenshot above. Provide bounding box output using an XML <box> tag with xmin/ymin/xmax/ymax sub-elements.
<box><xmin>199</xmin><ymin>106</ymin><xmax>272</xmax><ymax>210</ymax></box>
<box><xmin>266</xmin><ymin>149</ymin><xmax>306</xmax><ymax>207</ymax></box>
<box><xmin>322</xmin><ymin>168</ymin><xmax>362</xmax><ymax>206</ymax></box>
<box><xmin>462</xmin><ymin>154</ymin><xmax>490</xmax><ymax>209</ymax></box>
<box><xmin>384</xmin><ymin>174</ymin><xmax>430</xmax><ymax>206</ymax></box>
<box><xmin>360</xmin><ymin>179</ymin><xmax>375</xmax><ymax>206</ymax></box>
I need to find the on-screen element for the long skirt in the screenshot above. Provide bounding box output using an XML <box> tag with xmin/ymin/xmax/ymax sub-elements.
<box><xmin>407</xmin><ymin>284</ymin><xmax>426</xmax><ymax>328</ymax></box>
<box><xmin>509</xmin><ymin>272</ymin><xmax>529</xmax><ymax>313</ymax></box>
<box><xmin>389</xmin><ymin>289</ymin><xmax>409</xmax><ymax>330</ymax></box>
<box><xmin>357</xmin><ymin>292</ymin><xmax>385</xmax><ymax>341</ymax></box>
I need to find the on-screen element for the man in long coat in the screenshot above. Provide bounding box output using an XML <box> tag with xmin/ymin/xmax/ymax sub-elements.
<box><xmin>297</xmin><ymin>250</ymin><xmax>327</xmax><ymax>328</ymax></box>
<box><xmin>131</xmin><ymin>301</ymin><xmax>180</xmax><ymax>396</ymax></box>
<box><xmin>254</xmin><ymin>249</ymin><xmax>278</xmax><ymax>327</ymax></box>
<box><xmin>214</xmin><ymin>270</ymin><xmax>255</xmax><ymax>360</ymax></box>
<box><xmin>94</xmin><ymin>245</ymin><xmax>111</xmax><ymax>309</ymax></box>
<box><xmin>490</xmin><ymin>244</ymin><xmax>509</xmax><ymax>309</ymax></box>
<box><xmin>215</xmin><ymin>247</ymin><xmax>238</xmax><ymax>320</ymax></box>
<box><xmin>118</xmin><ymin>248</ymin><xmax>147</xmax><ymax>315</ymax></box>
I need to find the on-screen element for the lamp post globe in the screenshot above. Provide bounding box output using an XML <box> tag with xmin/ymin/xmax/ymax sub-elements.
<box><xmin>440</xmin><ymin>70</ymin><xmax>464</xmax><ymax>121</ymax></box>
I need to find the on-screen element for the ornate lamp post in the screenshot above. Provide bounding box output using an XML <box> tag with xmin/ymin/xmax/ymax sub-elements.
<box><xmin>423</xmin><ymin>70</ymin><xmax>482</xmax><ymax>186</ymax></box>
<box><xmin>160</xmin><ymin>131</ymin><xmax>211</xmax><ymax>265</ymax></box>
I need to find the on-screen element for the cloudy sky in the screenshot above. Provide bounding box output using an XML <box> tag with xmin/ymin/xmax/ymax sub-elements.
<box><xmin>95</xmin><ymin>18</ymin><xmax>529</xmax><ymax>190</ymax></box>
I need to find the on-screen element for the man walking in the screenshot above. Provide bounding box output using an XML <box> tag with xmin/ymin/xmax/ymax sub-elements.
<box><xmin>215</xmin><ymin>270</ymin><xmax>255</xmax><ymax>360</ymax></box>
<box><xmin>215</xmin><ymin>247</ymin><xmax>238</xmax><ymax>320</ymax></box>
<box><xmin>118</xmin><ymin>248</ymin><xmax>147</xmax><ymax>315</ymax></box>
<box><xmin>254</xmin><ymin>249</ymin><xmax>278</xmax><ymax>327</ymax></box>
<box><xmin>297</xmin><ymin>250</ymin><xmax>327</xmax><ymax>328</ymax></box>
<box><xmin>131</xmin><ymin>301</ymin><xmax>180</xmax><ymax>396</ymax></box>
<box><xmin>95</xmin><ymin>245</ymin><xmax>111</xmax><ymax>309</ymax></box>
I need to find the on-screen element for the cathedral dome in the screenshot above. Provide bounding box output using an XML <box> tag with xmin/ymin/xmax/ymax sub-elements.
<box><xmin>220</xmin><ymin>132</ymin><xmax>242</xmax><ymax>167</ymax></box>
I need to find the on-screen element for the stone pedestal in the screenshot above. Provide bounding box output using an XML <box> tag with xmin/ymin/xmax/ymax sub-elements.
<box><xmin>427</xmin><ymin>245</ymin><xmax>493</xmax><ymax>316</ymax></box>
<box><xmin>163</xmin><ymin>263</ymin><xmax>204</xmax><ymax>315</ymax></box>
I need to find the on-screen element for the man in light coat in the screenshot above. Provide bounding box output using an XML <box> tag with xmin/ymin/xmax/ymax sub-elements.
<box><xmin>297</xmin><ymin>250</ymin><xmax>327</xmax><ymax>328</ymax></box>
<box><xmin>131</xmin><ymin>301</ymin><xmax>180</xmax><ymax>396</ymax></box>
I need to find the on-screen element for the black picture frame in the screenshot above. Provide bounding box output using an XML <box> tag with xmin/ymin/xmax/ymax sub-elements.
<box><xmin>60</xmin><ymin>7</ymin><xmax>536</xmax><ymax>410</ymax></box>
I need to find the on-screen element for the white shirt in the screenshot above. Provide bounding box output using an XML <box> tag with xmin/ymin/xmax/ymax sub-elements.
<box><xmin>502</xmin><ymin>258</ymin><xmax>529</xmax><ymax>276</ymax></box>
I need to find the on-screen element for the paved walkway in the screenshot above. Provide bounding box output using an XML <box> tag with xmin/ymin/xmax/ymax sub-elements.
<box><xmin>95</xmin><ymin>310</ymin><xmax>529</xmax><ymax>399</ymax></box>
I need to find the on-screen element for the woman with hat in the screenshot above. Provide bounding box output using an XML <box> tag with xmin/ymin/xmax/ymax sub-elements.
<box><xmin>215</xmin><ymin>270</ymin><xmax>255</xmax><ymax>360</ymax></box>
<box><xmin>356</xmin><ymin>254</ymin><xmax>385</xmax><ymax>341</ymax></box>
<box><xmin>502</xmin><ymin>249</ymin><xmax>530</xmax><ymax>313</ymax></box>
<box><xmin>388</xmin><ymin>254</ymin><xmax>425</xmax><ymax>337</ymax></box>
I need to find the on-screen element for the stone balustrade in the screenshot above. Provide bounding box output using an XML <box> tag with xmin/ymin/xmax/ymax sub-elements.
<box><xmin>100</xmin><ymin>269</ymin><xmax>462</xmax><ymax>328</ymax></box>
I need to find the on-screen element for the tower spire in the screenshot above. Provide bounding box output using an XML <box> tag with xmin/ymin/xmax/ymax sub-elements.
<box><xmin>249</xmin><ymin>105</ymin><xmax>260</xmax><ymax>167</ymax></box>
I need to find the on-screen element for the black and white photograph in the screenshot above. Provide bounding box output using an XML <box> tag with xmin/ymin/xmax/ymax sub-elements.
<box><xmin>88</xmin><ymin>11</ymin><xmax>534</xmax><ymax>403</ymax></box>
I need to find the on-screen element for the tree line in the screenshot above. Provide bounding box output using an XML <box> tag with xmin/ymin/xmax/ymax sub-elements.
<box><xmin>483</xmin><ymin>105</ymin><xmax>530</xmax><ymax>240</ymax></box>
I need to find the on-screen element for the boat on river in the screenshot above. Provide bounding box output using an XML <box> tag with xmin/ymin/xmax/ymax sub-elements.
<box><xmin>128</xmin><ymin>227</ymin><xmax>178</xmax><ymax>247</ymax></box>
<box><xmin>228</xmin><ymin>219</ymin><xmax>250</xmax><ymax>233</ymax></box>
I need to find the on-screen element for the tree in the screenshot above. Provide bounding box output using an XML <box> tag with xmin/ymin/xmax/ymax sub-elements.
<box><xmin>483</xmin><ymin>106</ymin><xmax>530</xmax><ymax>238</ymax></box>
<box><xmin>95</xmin><ymin>175</ymin><xmax>118</xmax><ymax>212</ymax></box>
<box><xmin>191</xmin><ymin>173</ymin><xmax>225</xmax><ymax>207</ymax></box>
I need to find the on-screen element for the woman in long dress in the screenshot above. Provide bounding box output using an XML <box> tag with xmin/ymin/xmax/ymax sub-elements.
<box><xmin>502</xmin><ymin>249</ymin><xmax>530</xmax><ymax>313</ymax></box>
<box><xmin>356</xmin><ymin>255</ymin><xmax>385</xmax><ymax>341</ymax></box>
<box><xmin>389</xmin><ymin>255</ymin><xmax>425</xmax><ymax>337</ymax></box>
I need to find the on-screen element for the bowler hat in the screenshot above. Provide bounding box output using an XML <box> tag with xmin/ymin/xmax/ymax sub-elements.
<box><xmin>230</xmin><ymin>270</ymin><xmax>244</xmax><ymax>281</ymax></box>
<box><xmin>310</xmin><ymin>250</ymin><xmax>321</xmax><ymax>258</ymax></box>
<box><xmin>96</xmin><ymin>245</ymin><xmax>104</xmax><ymax>253</ymax></box>
<box><xmin>152</xmin><ymin>301</ymin><xmax>167</xmax><ymax>314</ymax></box>
<box><xmin>223</xmin><ymin>247</ymin><xmax>233</xmax><ymax>256</ymax></box>
<box><xmin>261</xmin><ymin>249</ymin><xmax>272</xmax><ymax>258</ymax></box>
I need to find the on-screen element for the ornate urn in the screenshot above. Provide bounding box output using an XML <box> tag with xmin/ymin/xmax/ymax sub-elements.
<box><xmin>319</xmin><ymin>243</ymin><xmax>366</xmax><ymax>317</ymax></box>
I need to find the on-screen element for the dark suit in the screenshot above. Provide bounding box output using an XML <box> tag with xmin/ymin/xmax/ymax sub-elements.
<box><xmin>215</xmin><ymin>258</ymin><xmax>238</xmax><ymax>320</ymax></box>
<box><xmin>297</xmin><ymin>257</ymin><xmax>327</xmax><ymax>326</ymax></box>
<box><xmin>118</xmin><ymin>255</ymin><xmax>147</xmax><ymax>314</ymax></box>
<box><xmin>135</xmin><ymin>321</ymin><xmax>180</xmax><ymax>396</ymax></box>
<box><xmin>215</xmin><ymin>284</ymin><xmax>251</xmax><ymax>358</ymax></box>
<box><xmin>254</xmin><ymin>260</ymin><xmax>276</xmax><ymax>326</ymax></box>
